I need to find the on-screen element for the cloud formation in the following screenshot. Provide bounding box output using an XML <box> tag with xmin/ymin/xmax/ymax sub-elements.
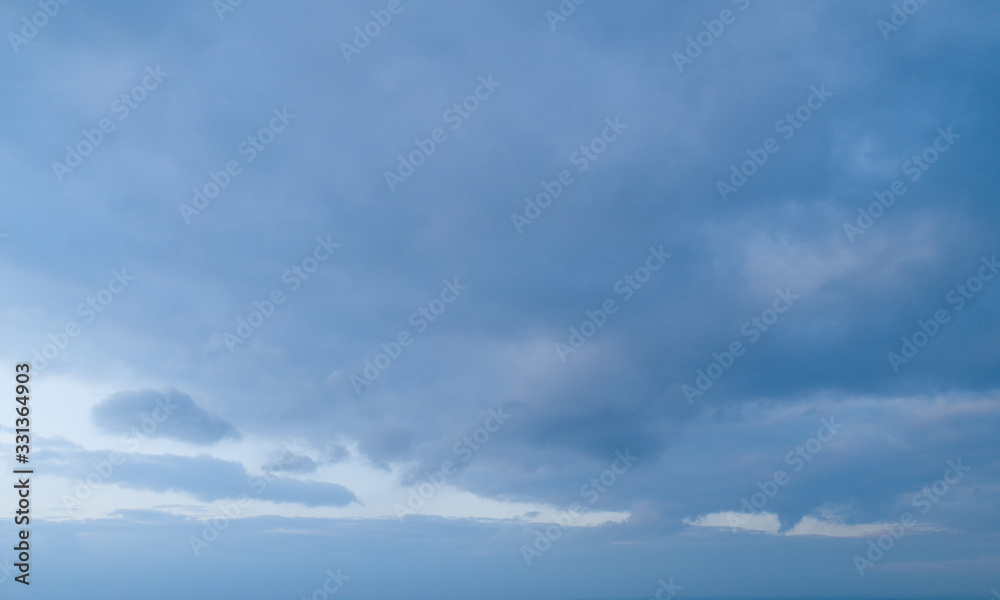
<box><xmin>91</xmin><ymin>388</ymin><xmax>241</xmax><ymax>444</ymax></box>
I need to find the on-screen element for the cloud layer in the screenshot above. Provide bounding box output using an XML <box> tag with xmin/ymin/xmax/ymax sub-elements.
<box><xmin>0</xmin><ymin>0</ymin><xmax>998</xmax><ymax>597</ymax></box>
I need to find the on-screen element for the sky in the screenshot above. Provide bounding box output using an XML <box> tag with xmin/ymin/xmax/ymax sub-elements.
<box><xmin>1</xmin><ymin>0</ymin><xmax>999</xmax><ymax>598</ymax></box>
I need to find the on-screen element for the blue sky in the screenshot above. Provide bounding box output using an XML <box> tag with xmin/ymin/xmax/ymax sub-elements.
<box><xmin>1</xmin><ymin>0</ymin><xmax>999</xmax><ymax>598</ymax></box>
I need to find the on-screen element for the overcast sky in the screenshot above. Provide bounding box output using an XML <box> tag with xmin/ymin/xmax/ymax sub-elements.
<box><xmin>1</xmin><ymin>1</ymin><xmax>999</xmax><ymax>599</ymax></box>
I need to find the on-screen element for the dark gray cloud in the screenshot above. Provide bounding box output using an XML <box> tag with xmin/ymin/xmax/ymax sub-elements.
<box><xmin>321</xmin><ymin>443</ymin><xmax>350</xmax><ymax>465</ymax></box>
<box><xmin>264</xmin><ymin>451</ymin><xmax>318</xmax><ymax>474</ymax></box>
<box><xmin>91</xmin><ymin>388</ymin><xmax>240</xmax><ymax>445</ymax></box>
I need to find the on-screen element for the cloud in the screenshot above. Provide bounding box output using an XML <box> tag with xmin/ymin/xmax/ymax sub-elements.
<box><xmin>785</xmin><ymin>516</ymin><xmax>900</xmax><ymax>538</ymax></box>
<box><xmin>91</xmin><ymin>388</ymin><xmax>241</xmax><ymax>445</ymax></box>
<box><xmin>265</xmin><ymin>452</ymin><xmax>318</xmax><ymax>474</ymax></box>
<box><xmin>684</xmin><ymin>512</ymin><xmax>924</xmax><ymax>538</ymax></box>
<box><xmin>684</xmin><ymin>511</ymin><xmax>781</xmax><ymax>534</ymax></box>
<box><xmin>38</xmin><ymin>447</ymin><xmax>357</xmax><ymax>507</ymax></box>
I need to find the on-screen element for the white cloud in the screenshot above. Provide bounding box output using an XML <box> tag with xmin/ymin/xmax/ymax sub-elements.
<box><xmin>785</xmin><ymin>516</ymin><xmax>888</xmax><ymax>538</ymax></box>
<box><xmin>683</xmin><ymin>511</ymin><xmax>781</xmax><ymax>534</ymax></box>
<box><xmin>685</xmin><ymin>511</ymin><xmax>914</xmax><ymax>539</ymax></box>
